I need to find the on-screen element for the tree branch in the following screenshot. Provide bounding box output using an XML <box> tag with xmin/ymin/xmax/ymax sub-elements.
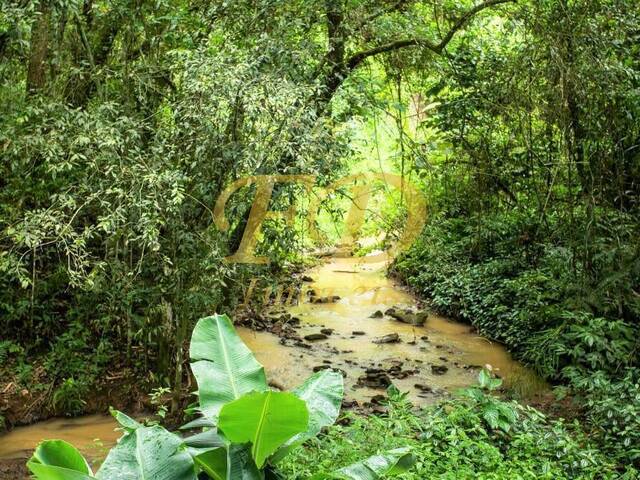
<box><xmin>346</xmin><ymin>0</ymin><xmax>514</xmax><ymax>71</ymax></box>
<box><xmin>347</xmin><ymin>38</ymin><xmax>434</xmax><ymax>70</ymax></box>
<box><xmin>437</xmin><ymin>0</ymin><xmax>513</xmax><ymax>50</ymax></box>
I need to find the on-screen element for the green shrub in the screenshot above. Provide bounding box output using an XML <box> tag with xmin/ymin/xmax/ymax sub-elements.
<box><xmin>568</xmin><ymin>369</ymin><xmax>640</xmax><ymax>465</ymax></box>
<box><xmin>52</xmin><ymin>377</ymin><xmax>89</xmax><ymax>416</ymax></box>
<box><xmin>393</xmin><ymin>212</ymin><xmax>640</xmax><ymax>469</ymax></box>
<box><xmin>527</xmin><ymin>311</ymin><xmax>636</xmax><ymax>379</ymax></box>
<box><xmin>393</xmin><ymin>216</ymin><xmax>568</xmax><ymax>353</ymax></box>
<box><xmin>281</xmin><ymin>371</ymin><xmax>630</xmax><ymax>480</ymax></box>
<box><xmin>0</xmin><ymin>340</ymin><xmax>23</xmax><ymax>364</ymax></box>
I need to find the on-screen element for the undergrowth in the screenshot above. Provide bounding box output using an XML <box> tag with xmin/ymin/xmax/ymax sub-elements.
<box><xmin>281</xmin><ymin>384</ymin><xmax>636</xmax><ymax>479</ymax></box>
<box><xmin>393</xmin><ymin>212</ymin><xmax>640</xmax><ymax>467</ymax></box>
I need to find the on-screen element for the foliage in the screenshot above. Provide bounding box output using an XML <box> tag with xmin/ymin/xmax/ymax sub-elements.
<box><xmin>280</xmin><ymin>379</ymin><xmax>632</xmax><ymax>480</ymax></box>
<box><xmin>26</xmin><ymin>314</ymin><xmax>415</xmax><ymax>479</ymax></box>
<box><xmin>149</xmin><ymin>386</ymin><xmax>172</xmax><ymax>420</ymax></box>
<box><xmin>0</xmin><ymin>340</ymin><xmax>22</xmax><ymax>364</ymax></box>
<box><xmin>52</xmin><ymin>378</ymin><xmax>88</xmax><ymax>417</ymax></box>
<box><xmin>309</xmin><ymin>448</ymin><xmax>416</xmax><ymax>480</ymax></box>
<box><xmin>393</xmin><ymin>214</ymin><xmax>569</xmax><ymax>353</ymax></box>
<box><xmin>566</xmin><ymin>369</ymin><xmax>640</xmax><ymax>464</ymax></box>
<box><xmin>459</xmin><ymin>370</ymin><xmax>519</xmax><ymax>432</ymax></box>
<box><xmin>97</xmin><ymin>420</ymin><xmax>197</xmax><ymax>480</ymax></box>
<box><xmin>394</xmin><ymin>213</ymin><xmax>640</xmax><ymax>466</ymax></box>
<box><xmin>3</xmin><ymin>0</ymin><xmax>640</xmax><ymax>473</ymax></box>
<box><xmin>27</xmin><ymin>440</ymin><xmax>95</xmax><ymax>480</ymax></box>
<box><xmin>189</xmin><ymin>315</ymin><xmax>268</xmax><ymax>419</ymax></box>
<box><xmin>218</xmin><ymin>390</ymin><xmax>309</xmax><ymax>468</ymax></box>
<box><xmin>528</xmin><ymin>312</ymin><xmax>636</xmax><ymax>380</ymax></box>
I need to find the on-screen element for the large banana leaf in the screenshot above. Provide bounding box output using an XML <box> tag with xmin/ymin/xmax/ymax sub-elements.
<box><xmin>310</xmin><ymin>448</ymin><xmax>416</xmax><ymax>479</ymax></box>
<box><xmin>184</xmin><ymin>428</ymin><xmax>227</xmax><ymax>459</ymax></box>
<box><xmin>27</xmin><ymin>440</ymin><xmax>96</xmax><ymax>480</ymax></box>
<box><xmin>218</xmin><ymin>391</ymin><xmax>308</xmax><ymax>468</ymax></box>
<box><xmin>180</xmin><ymin>416</ymin><xmax>216</xmax><ymax>431</ymax></box>
<box><xmin>190</xmin><ymin>314</ymin><xmax>268</xmax><ymax>419</ymax></box>
<box><xmin>273</xmin><ymin>369</ymin><xmax>343</xmax><ymax>463</ymax></box>
<box><xmin>227</xmin><ymin>444</ymin><xmax>264</xmax><ymax>480</ymax></box>
<box><xmin>96</xmin><ymin>425</ymin><xmax>197</xmax><ymax>480</ymax></box>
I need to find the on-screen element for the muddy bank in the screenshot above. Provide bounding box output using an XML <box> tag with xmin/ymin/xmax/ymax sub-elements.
<box><xmin>0</xmin><ymin>374</ymin><xmax>157</xmax><ymax>479</ymax></box>
<box><xmin>0</xmin><ymin>458</ymin><xmax>26</xmax><ymax>480</ymax></box>
<box><xmin>0</xmin><ymin>366</ymin><xmax>152</xmax><ymax>433</ymax></box>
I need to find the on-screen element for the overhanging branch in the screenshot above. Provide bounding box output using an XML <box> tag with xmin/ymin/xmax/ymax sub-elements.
<box><xmin>346</xmin><ymin>0</ymin><xmax>514</xmax><ymax>71</ymax></box>
<box><xmin>347</xmin><ymin>38</ymin><xmax>436</xmax><ymax>70</ymax></box>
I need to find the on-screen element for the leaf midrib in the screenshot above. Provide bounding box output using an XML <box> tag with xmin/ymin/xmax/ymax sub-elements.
<box><xmin>135</xmin><ymin>432</ymin><xmax>147</xmax><ymax>480</ymax></box>
<box><xmin>251</xmin><ymin>391</ymin><xmax>272</xmax><ymax>465</ymax></box>
<box><xmin>217</xmin><ymin>318</ymin><xmax>239</xmax><ymax>399</ymax></box>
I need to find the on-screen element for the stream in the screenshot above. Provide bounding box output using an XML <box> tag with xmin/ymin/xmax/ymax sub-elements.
<box><xmin>0</xmin><ymin>254</ymin><xmax>546</xmax><ymax>466</ymax></box>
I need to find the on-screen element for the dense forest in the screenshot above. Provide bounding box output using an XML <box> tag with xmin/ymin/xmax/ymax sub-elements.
<box><xmin>1</xmin><ymin>0</ymin><xmax>639</xmax><ymax>478</ymax></box>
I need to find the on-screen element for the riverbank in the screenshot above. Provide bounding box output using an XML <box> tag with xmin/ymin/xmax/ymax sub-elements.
<box><xmin>1</xmin><ymin>383</ymin><xmax>625</xmax><ymax>480</ymax></box>
<box><xmin>391</xmin><ymin>215</ymin><xmax>640</xmax><ymax>469</ymax></box>
<box><xmin>0</xmin><ymin>359</ymin><xmax>157</xmax><ymax>432</ymax></box>
<box><xmin>280</xmin><ymin>388</ymin><xmax>627</xmax><ymax>479</ymax></box>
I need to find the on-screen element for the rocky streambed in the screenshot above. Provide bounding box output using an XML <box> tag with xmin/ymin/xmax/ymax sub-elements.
<box><xmin>237</xmin><ymin>254</ymin><xmax>547</xmax><ymax>411</ymax></box>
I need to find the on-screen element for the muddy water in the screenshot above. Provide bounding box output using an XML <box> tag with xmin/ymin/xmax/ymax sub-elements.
<box><xmin>0</xmin><ymin>414</ymin><xmax>120</xmax><ymax>461</ymax></box>
<box><xmin>239</xmin><ymin>255</ymin><xmax>547</xmax><ymax>404</ymax></box>
<box><xmin>0</xmin><ymin>254</ymin><xmax>546</xmax><ymax>465</ymax></box>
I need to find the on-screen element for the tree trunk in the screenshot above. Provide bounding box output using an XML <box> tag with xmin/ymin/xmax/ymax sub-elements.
<box><xmin>27</xmin><ymin>2</ymin><xmax>52</xmax><ymax>94</ymax></box>
<box><xmin>171</xmin><ymin>302</ymin><xmax>188</xmax><ymax>414</ymax></box>
<box><xmin>316</xmin><ymin>0</ymin><xmax>346</xmax><ymax>114</ymax></box>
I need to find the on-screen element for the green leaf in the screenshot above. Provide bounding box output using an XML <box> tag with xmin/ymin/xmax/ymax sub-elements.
<box><xmin>311</xmin><ymin>448</ymin><xmax>415</xmax><ymax>479</ymax></box>
<box><xmin>273</xmin><ymin>369</ymin><xmax>343</xmax><ymax>462</ymax></box>
<box><xmin>489</xmin><ymin>378</ymin><xmax>503</xmax><ymax>390</ymax></box>
<box><xmin>227</xmin><ymin>444</ymin><xmax>263</xmax><ymax>480</ymax></box>
<box><xmin>497</xmin><ymin>403</ymin><xmax>518</xmax><ymax>424</ymax></box>
<box><xmin>194</xmin><ymin>448</ymin><xmax>227</xmax><ymax>480</ymax></box>
<box><xmin>496</xmin><ymin>419</ymin><xmax>512</xmax><ymax>432</ymax></box>
<box><xmin>218</xmin><ymin>391</ymin><xmax>309</xmax><ymax>468</ymax></box>
<box><xmin>110</xmin><ymin>408</ymin><xmax>142</xmax><ymax>432</ymax></box>
<box><xmin>27</xmin><ymin>440</ymin><xmax>96</xmax><ymax>480</ymax></box>
<box><xmin>184</xmin><ymin>429</ymin><xmax>226</xmax><ymax>450</ymax></box>
<box><xmin>193</xmin><ymin>444</ymin><xmax>263</xmax><ymax>480</ymax></box>
<box><xmin>190</xmin><ymin>314</ymin><xmax>268</xmax><ymax>420</ymax></box>
<box><xmin>478</xmin><ymin>369</ymin><xmax>491</xmax><ymax>389</ymax></box>
<box><xmin>180</xmin><ymin>416</ymin><xmax>216</xmax><ymax>430</ymax></box>
<box><xmin>460</xmin><ymin>386</ymin><xmax>484</xmax><ymax>402</ymax></box>
<box><xmin>96</xmin><ymin>425</ymin><xmax>197</xmax><ymax>480</ymax></box>
<box><xmin>482</xmin><ymin>407</ymin><xmax>500</xmax><ymax>430</ymax></box>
